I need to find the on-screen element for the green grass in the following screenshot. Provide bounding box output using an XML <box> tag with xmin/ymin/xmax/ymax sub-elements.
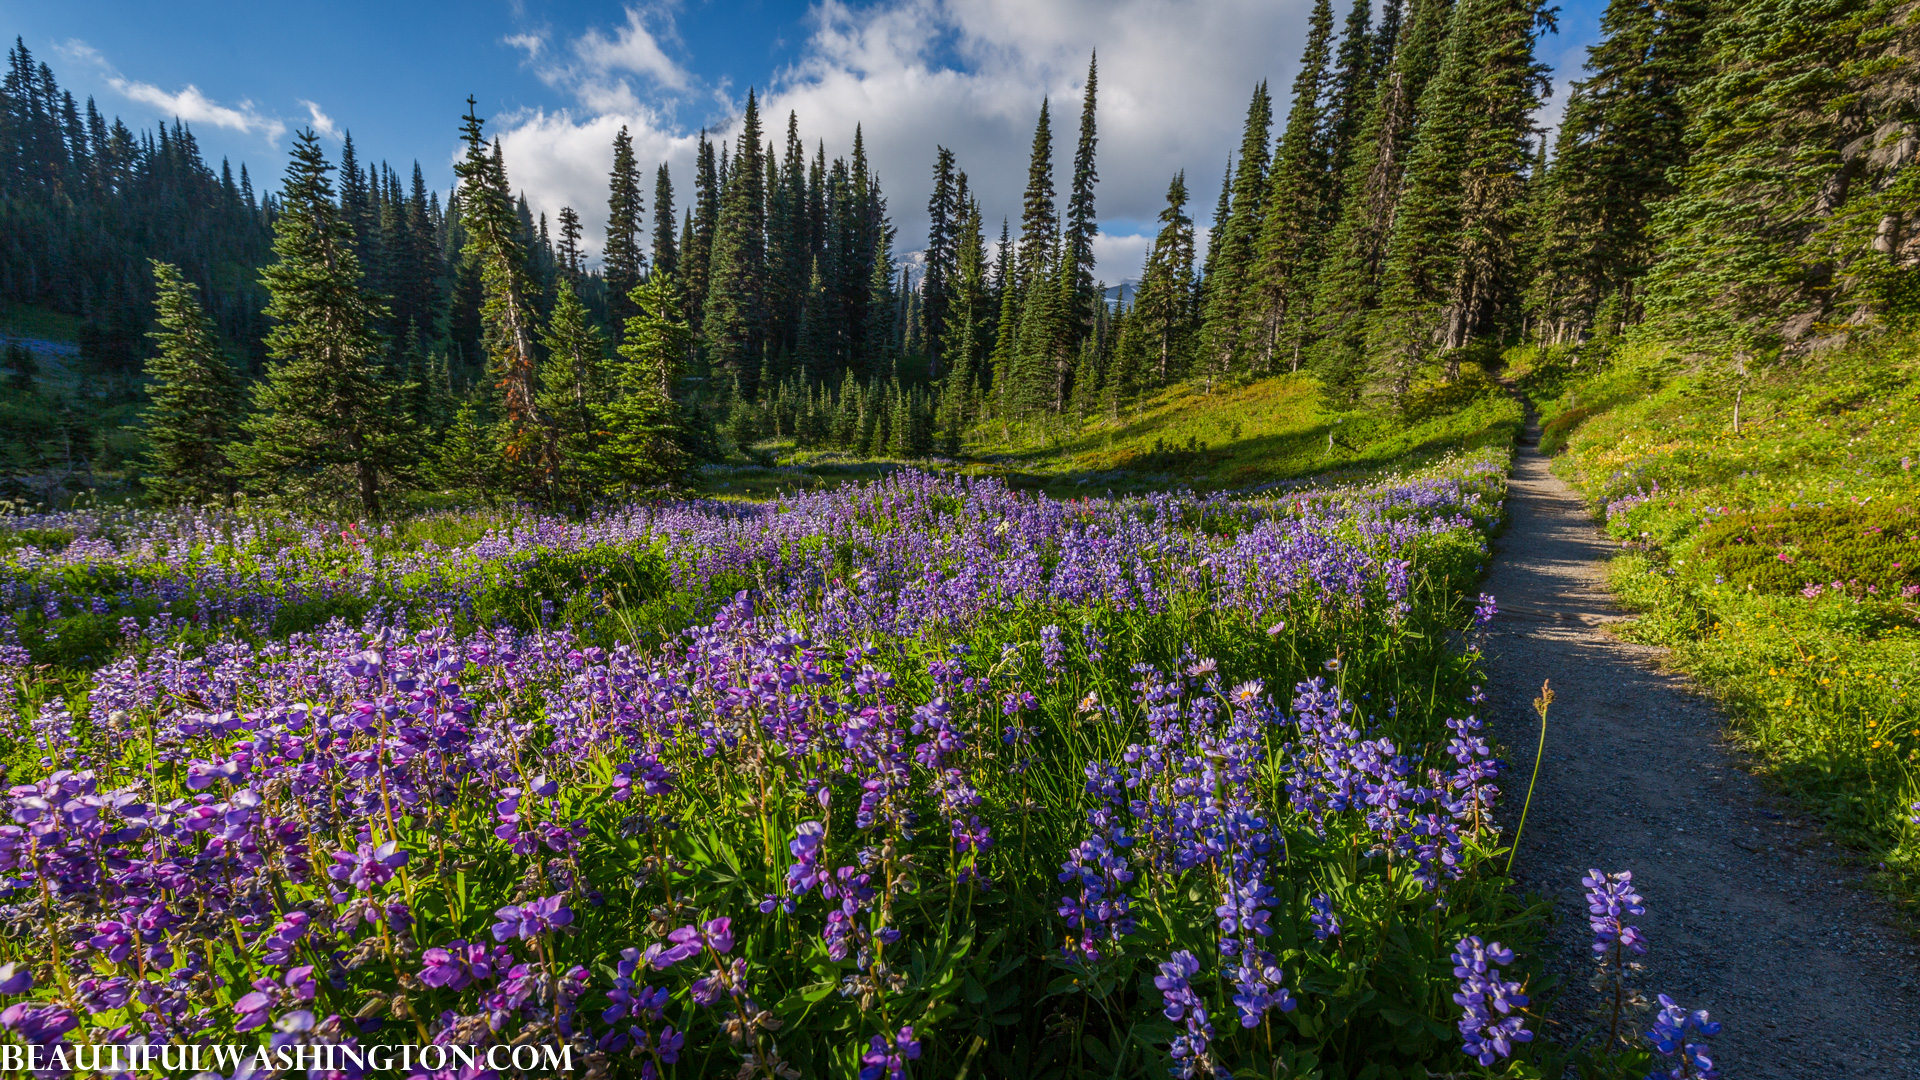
<box><xmin>699</xmin><ymin>370</ymin><xmax>1521</xmax><ymax>500</ymax></box>
<box><xmin>1535</xmin><ymin>333</ymin><xmax>1920</xmax><ymax>908</ymax></box>
<box><xmin>967</xmin><ymin>369</ymin><xmax>1521</xmax><ymax>494</ymax></box>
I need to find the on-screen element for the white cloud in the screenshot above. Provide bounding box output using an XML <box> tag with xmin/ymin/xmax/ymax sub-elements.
<box><xmin>55</xmin><ymin>37</ymin><xmax>290</xmax><ymax>143</ymax></box>
<box><xmin>497</xmin><ymin>0</ymin><xmax>1611</xmax><ymax>286</ymax></box>
<box><xmin>107</xmin><ymin>78</ymin><xmax>286</xmax><ymax>142</ymax></box>
<box><xmin>504</xmin><ymin>32</ymin><xmax>547</xmax><ymax>59</ymax></box>
<box><xmin>574</xmin><ymin>7</ymin><xmax>691</xmax><ymax>91</ymax></box>
<box><xmin>51</xmin><ymin>39</ymin><xmax>106</xmax><ymax>66</ymax></box>
<box><xmin>300</xmin><ymin>100</ymin><xmax>341</xmax><ymax>141</ymax></box>
<box><xmin>493</xmin><ymin>108</ymin><xmax>700</xmax><ymax>262</ymax></box>
<box><xmin>1089</xmin><ymin>233</ymin><xmax>1152</xmax><ymax>287</ymax></box>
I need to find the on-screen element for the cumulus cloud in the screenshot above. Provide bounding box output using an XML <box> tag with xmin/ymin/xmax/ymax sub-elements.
<box><xmin>494</xmin><ymin>108</ymin><xmax>700</xmax><ymax>262</ymax></box>
<box><xmin>573</xmin><ymin>7</ymin><xmax>692</xmax><ymax>92</ymax></box>
<box><xmin>495</xmin><ymin>0</ymin><xmax>1321</xmax><ymax>279</ymax></box>
<box><xmin>496</xmin><ymin>0</ymin><xmax>1584</xmax><ymax>279</ymax></box>
<box><xmin>54</xmin><ymin>37</ymin><xmax>289</xmax><ymax>143</ymax></box>
<box><xmin>108</xmin><ymin>79</ymin><xmax>286</xmax><ymax>142</ymax></box>
<box><xmin>300</xmin><ymin>100</ymin><xmax>341</xmax><ymax>141</ymax></box>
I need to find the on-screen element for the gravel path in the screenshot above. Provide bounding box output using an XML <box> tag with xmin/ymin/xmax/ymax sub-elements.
<box><xmin>1482</xmin><ymin>417</ymin><xmax>1920</xmax><ymax>1076</ymax></box>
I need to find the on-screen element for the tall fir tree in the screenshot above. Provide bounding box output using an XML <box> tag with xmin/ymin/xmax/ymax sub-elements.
<box><xmin>1310</xmin><ymin>0</ymin><xmax>1455</xmax><ymax>400</ymax></box>
<box><xmin>605</xmin><ymin>126</ymin><xmax>645</xmax><ymax>327</ymax></box>
<box><xmin>1325</xmin><ymin>0</ymin><xmax>1378</xmax><ymax>191</ymax></box>
<box><xmin>555</xmin><ymin>205</ymin><xmax>584</xmax><ymax>279</ymax></box>
<box><xmin>1017</xmin><ymin>100</ymin><xmax>1058</xmax><ymax>286</ymax></box>
<box><xmin>704</xmin><ymin>90</ymin><xmax>769</xmax><ymax>395</ymax></box>
<box><xmin>1250</xmin><ymin>0</ymin><xmax>1338</xmax><ymax>374</ymax></box>
<box><xmin>767</xmin><ymin>112</ymin><xmax>810</xmax><ymax>368</ymax></box>
<box><xmin>1132</xmin><ymin>172</ymin><xmax>1198</xmax><ymax>387</ymax></box>
<box><xmin>651</xmin><ymin>163</ymin><xmax>678</xmax><ymax>282</ymax></box>
<box><xmin>453</xmin><ymin>101</ymin><xmax>545</xmax><ymax>488</ymax></box>
<box><xmin>1526</xmin><ymin>0</ymin><xmax>1713</xmax><ymax>343</ymax></box>
<box><xmin>1063</xmin><ymin>54</ymin><xmax>1101</xmax><ymax>346</ymax></box>
<box><xmin>1196</xmin><ymin>82</ymin><xmax>1274</xmax><ymax>387</ymax></box>
<box><xmin>686</xmin><ymin>132</ymin><xmax>720</xmax><ymax>337</ymax></box>
<box><xmin>1369</xmin><ymin>0</ymin><xmax>1553</xmax><ymax>400</ymax></box>
<box><xmin>536</xmin><ymin>278</ymin><xmax>607</xmax><ymax>506</ymax></box>
<box><xmin>234</xmin><ymin>130</ymin><xmax>403</xmax><ymax>516</ymax></box>
<box><xmin>596</xmin><ymin>273</ymin><xmax>688</xmax><ymax>486</ymax></box>
<box><xmin>1639</xmin><ymin>0</ymin><xmax>1916</xmax><ymax>355</ymax></box>
<box><xmin>923</xmin><ymin>146</ymin><xmax>959</xmax><ymax>377</ymax></box>
<box><xmin>141</xmin><ymin>260</ymin><xmax>242</xmax><ymax>505</ymax></box>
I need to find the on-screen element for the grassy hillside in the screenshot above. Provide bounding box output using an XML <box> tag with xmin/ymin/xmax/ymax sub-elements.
<box><xmin>969</xmin><ymin>369</ymin><xmax>1521</xmax><ymax>491</ymax></box>
<box><xmin>712</xmin><ymin>369</ymin><xmax>1522</xmax><ymax>499</ymax></box>
<box><xmin>1524</xmin><ymin>336</ymin><xmax>1920</xmax><ymax>904</ymax></box>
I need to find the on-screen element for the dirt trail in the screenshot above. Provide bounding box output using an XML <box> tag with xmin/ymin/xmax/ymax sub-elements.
<box><xmin>1482</xmin><ymin>416</ymin><xmax>1920</xmax><ymax>1076</ymax></box>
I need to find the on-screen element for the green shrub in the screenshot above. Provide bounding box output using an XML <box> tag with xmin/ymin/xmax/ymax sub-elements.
<box><xmin>1696</xmin><ymin>505</ymin><xmax>1920</xmax><ymax>597</ymax></box>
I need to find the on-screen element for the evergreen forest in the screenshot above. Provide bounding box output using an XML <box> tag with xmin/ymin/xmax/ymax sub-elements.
<box><xmin>3</xmin><ymin>0</ymin><xmax>1917</xmax><ymax>509</ymax></box>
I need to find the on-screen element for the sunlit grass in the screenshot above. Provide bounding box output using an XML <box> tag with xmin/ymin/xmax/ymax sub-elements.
<box><xmin>1541</xmin><ymin>333</ymin><xmax>1920</xmax><ymax>905</ymax></box>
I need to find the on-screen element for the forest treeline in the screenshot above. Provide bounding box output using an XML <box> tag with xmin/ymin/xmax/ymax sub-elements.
<box><xmin>1</xmin><ymin>0</ymin><xmax>1916</xmax><ymax>512</ymax></box>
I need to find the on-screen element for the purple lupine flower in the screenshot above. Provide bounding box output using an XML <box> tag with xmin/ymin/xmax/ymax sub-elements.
<box><xmin>642</xmin><ymin>926</ymin><xmax>706</xmax><ymax>970</ymax></box>
<box><xmin>0</xmin><ymin>963</ymin><xmax>30</xmax><ymax>995</ymax></box>
<box><xmin>1309</xmin><ymin>894</ymin><xmax>1341</xmax><ymax>941</ymax></box>
<box><xmin>490</xmin><ymin>893</ymin><xmax>574</xmax><ymax>941</ymax></box>
<box><xmin>1081</xmin><ymin>623</ymin><xmax>1105</xmax><ymax>663</ymax></box>
<box><xmin>857</xmin><ymin>1027</ymin><xmax>922</xmax><ymax>1080</ymax></box>
<box><xmin>787</xmin><ymin>821</ymin><xmax>827</xmax><ymax>893</ymax></box>
<box><xmin>1154</xmin><ymin>951</ymin><xmax>1216</xmax><ymax>1079</ymax></box>
<box><xmin>1452</xmin><ymin>936</ymin><xmax>1532</xmax><ymax>1066</ymax></box>
<box><xmin>1039</xmin><ymin>624</ymin><xmax>1064</xmax><ymax>672</ymax></box>
<box><xmin>1583</xmin><ymin>869</ymin><xmax>1647</xmax><ymax>955</ymax></box>
<box><xmin>326</xmin><ymin>839</ymin><xmax>410</xmax><ymax>892</ymax></box>
<box><xmin>1472</xmin><ymin>592</ymin><xmax>1497</xmax><ymax>630</ymax></box>
<box><xmin>233</xmin><ymin>977</ymin><xmax>277</xmax><ymax>1031</ymax></box>
<box><xmin>1647</xmin><ymin>994</ymin><xmax>1721</xmax><ymax>1079</ymax></box>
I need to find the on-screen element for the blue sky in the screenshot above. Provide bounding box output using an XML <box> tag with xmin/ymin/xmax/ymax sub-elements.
<box><xmin>4</xmin><ymin>0</ymin><xmax>1607</xmax><ymax>281</ymax></box>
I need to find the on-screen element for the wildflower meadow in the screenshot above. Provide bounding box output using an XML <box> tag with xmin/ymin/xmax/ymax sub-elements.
<box><xmin>0</xmin><ymin>458</ymin><xmax>1716</xmax><ymax>1078</ymax></box>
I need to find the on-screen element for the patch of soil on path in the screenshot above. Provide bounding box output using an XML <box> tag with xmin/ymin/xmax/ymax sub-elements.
<box><xmin>1483</xmin><ymin>418</ymin><xmax>1920</xmax><ymax>1077</ymax></box>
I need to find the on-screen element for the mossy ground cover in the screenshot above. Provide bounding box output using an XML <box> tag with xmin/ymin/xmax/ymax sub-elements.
<box><xmin>1523</xmin><ymin>335</ymin><xmax>1920</xmax><ymax>906</ymax></box>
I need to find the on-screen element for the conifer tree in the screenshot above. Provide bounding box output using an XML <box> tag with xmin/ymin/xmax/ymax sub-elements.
<box><xmin>1528</xmin><ymin>0</ymin><xmax>1712</xmax><ymax>342</ymax></box>
<box><xmin>988</xmin><ymin>262</ymin><xmax>1021</xmax><ymax>420</ymax></box>
<box><xmin>1326</xmin><ymin>0</ymin><xmax>1378</xmax><ymax>192</ymax></box>
<box><xmin>1196</xmin><ymin>83</ymin><xmax>1273</xmax><ymax>387</ymax></box>
<box><xmin>1250</xmin><ymin>0</ymin><xmax>1337</xmax><ymax>374</ymax></box>
<box><xmin>596</xmin><ymin>274</ymin><xmax>688</xmax><ymax>486</ymax></box>
<box><xmin>141</xmin><ymin>260</ymin><xmax>242</xmax><ymax>505</ymax></box>
<box><xmin>1199</xmin><ymin>160</ymin><xmax>1234</xmax><ymax>287</ymax></box>
<box><xmin>453</xmin><ymin>100</ymin><xmax>544</xmax><ymax>485</ymax></box>
<box><xmin>1370</xmin><ymin>0</ymin><xmax>1552</xmax><ymax>400</ymax></box>
<box><xmin>705</xmin><ymin>90</ymin><xmax>769</xmax><ymax>395</ymax></box>
<box><xmin>651</xmin><ymin>163</ymin><xmax>678</xmax><ymax>281</ymax></box>
<box><xmin>537</xmin><ymin>279</ymin><xmax>607</xmax><ymax>506</ymax></box>
<box><xmin>686</xmin><ymin>133</ymin><xmax>720</xmax><ymax>336</ymax></box>
<box><xmin>767</xmin><ymin>113</ymin><xmax>810</xmax><ymax>363</ymax></box>
<box><xmin>1063</xmin><ymin>54</ymin><xmax>1101</xmax><ymax>343</ymax></box>
<box><xmin>1310</xmin><ymin>0</ymin><xmax>1455</xmax><ymax>400</ymax></box>
<box><xmin>1017</xmin><ymin>101</ymin><xmax>1058</xmax><ymax>286</ymax></box>
<box><xmin>1639</xmin><ymin>0</ymin><xmax>1913</xmax><ymax>353</ymax></box>
<box><xmin>1133</xmin><ymin>172</ymin><xmax>1198</xmax><ymax>386</ymax></box>
<box><xmin>605</xmin><ymin>125</ymin><xmax>644</xmax><ymax>326</ymax></box>
<box><xmin>233</xmin><ymin>130</ymin><xmax>402</xmax><ymax>517</ymax></box>
<box><xmin>923</xmin><ymin>146</ymin><xmax>959</xmax><ymax>377</ymax></box>
<box><xmin>555</xmin><ymin>206</ymin><xmax>584</xmax><ymax>280</ymax></box>
<box><xmin>434</xmin><ymin>395</ymin><xmax>499</xmax><ymax>502</ymax></box>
